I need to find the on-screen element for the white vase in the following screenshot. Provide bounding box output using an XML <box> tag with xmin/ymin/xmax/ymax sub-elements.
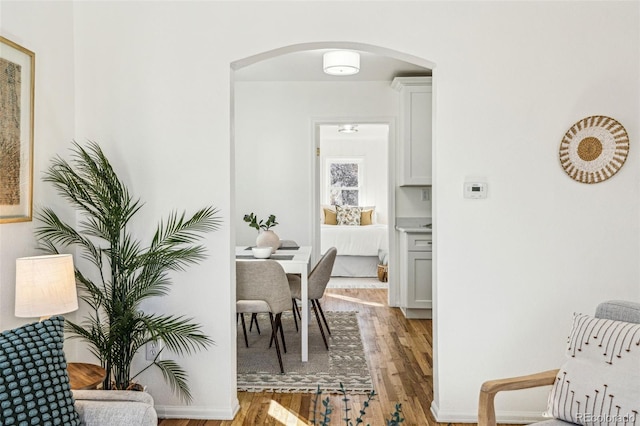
<box><xmin>256</xmin><ymin>230</ymin><xmax>280</xmax><ymax>254</ymax></box>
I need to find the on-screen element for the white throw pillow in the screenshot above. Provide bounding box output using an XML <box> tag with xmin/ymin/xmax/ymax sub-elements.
<box><xmin>546</xmin><ymin>313</ymin><xmax>640</xmax><ymax>425</ymax></box>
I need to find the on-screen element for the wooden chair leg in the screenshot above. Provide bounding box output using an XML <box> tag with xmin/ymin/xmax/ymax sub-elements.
<box><xmin>311</xmin><ymin>300</ymin><xmax>329</xmax><ymax>350</ymax></box>
<box><xmin>239</xmin><ymin>313</ymin><xmax>249</xmax><ymax>348</ymax></box>
<box><xmin>250</xmin><ymin>313</ymin><xmax>261</xmax><ymax>334</ymax></box>
<box><xmin>269</xmin><ymin>312</ymin><xmax>285</xmax><ymax>374</ymax></box>
<box><xmin>315</xmin><ymin>299</ymin><xmax>331</xmax><ymax>335</ymax></box>
<box><xmin>291</xmin><ymin>299</ymin><xmax>299</xmax><ymax>332</ymax></box>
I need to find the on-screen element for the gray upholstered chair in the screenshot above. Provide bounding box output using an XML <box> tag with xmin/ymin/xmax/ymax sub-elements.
<box><xmin>478</xmin><ymin>300</ymin><xmax>640</xmax><ymax>426</ymax></box>
<box><xmin>288</xmin><ymin>247</ymin><xmax>337</xmax><ymax>350</ymax></box>
<box><xmin>236</xmin><ymin>260</ymin><xmax>293</xmax><ymax>374</ymax></box>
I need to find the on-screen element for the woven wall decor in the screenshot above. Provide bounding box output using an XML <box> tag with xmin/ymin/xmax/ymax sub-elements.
<box><xmin>559</xmin><ymin>115</ymin><xmax>630</xmax><ymax>184</ymax></box>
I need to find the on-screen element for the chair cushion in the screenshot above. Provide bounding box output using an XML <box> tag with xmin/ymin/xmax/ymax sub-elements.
<box><xmin>236</xmin><ymin>300</ymin><xmax>271</xmax><ymax>314</ymax></box>
<box><xmin>546</xmin><ymin>313</ymin><xmax>640</xmax><ymax>425</ymax></box>
<box><xmin>0</xmin><ymin>316</ymin><xmax>80</xmax><ymax>425</ymax></box>
<box><xmin>595</xmin><ymin>300</ymin><xmax>640</xmax><ymax>324</ymax></box>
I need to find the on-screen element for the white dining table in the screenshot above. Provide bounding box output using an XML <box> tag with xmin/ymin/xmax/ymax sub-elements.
<box><xmin>235</xmin><ymin>246</ymin><xmax>312</xmax><ymax>362</ymax></box>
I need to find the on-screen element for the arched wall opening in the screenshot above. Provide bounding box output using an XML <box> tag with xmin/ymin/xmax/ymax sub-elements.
<box><xmin>230</xmin><ymin>40</ymin><xmax>438</xmax><ymax>412</ymax></box>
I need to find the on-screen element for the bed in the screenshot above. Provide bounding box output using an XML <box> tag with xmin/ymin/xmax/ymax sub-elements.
<box><xmin>321</xmin><ymin>223</ymin><xmax>388</xmax><ymax>277</ymax></box>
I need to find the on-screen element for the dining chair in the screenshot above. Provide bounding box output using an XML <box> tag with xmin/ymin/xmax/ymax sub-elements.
<box><xmin>287</xmin><ymin>247</ymin><xmax>337</xmax><ymax>350</ymax></box>
<box><xmin>241</xmin><ymin>240</ymin><xmax>299</xmax><ymax>337</ymax></box>
<box><xmin>236</xmin><ymin>260</ymin><xmax>292</xmax><ymax>374</ymax></box>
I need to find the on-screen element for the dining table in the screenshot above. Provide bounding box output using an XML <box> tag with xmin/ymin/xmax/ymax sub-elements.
<box><xmin>235</xmin><ymin>245</ymin><xmax>312</xmax><ymax>362</ymax></box>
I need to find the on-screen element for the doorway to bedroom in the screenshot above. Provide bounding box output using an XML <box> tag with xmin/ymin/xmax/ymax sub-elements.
<box><xmin>318</xmin><ymin>123</ymin><xmax>390</xmax><ymax>290</ymax></box>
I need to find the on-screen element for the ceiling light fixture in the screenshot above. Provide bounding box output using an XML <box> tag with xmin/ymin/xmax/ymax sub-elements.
<box><xmin>338</xmin><ymin>124</ymin><xmax>358</xmax><ymax>134</ymax></box>
<box><xmin>323</xmin><ymin>51</ymin><xmax>360</xmax><ymax>76</ymax></box>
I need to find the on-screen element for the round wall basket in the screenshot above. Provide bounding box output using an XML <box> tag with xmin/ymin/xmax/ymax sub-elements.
<box><xmin>559</xmin><ymin>116</ymin><xmax>630</xmax><ymax>184</ymax></box>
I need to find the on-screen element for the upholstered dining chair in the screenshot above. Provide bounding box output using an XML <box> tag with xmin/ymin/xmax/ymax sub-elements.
<box><xmin>478</xmin><ymin>300</ymin><xmax>640</xmax><ymax>426</ymax></box>
<box><xmin>236</xmin><ymin>260</ymin><xmax>292</xmax><ymax>374</ymax></box>
<box><xmin>288</xmin><ymin>247</ymin><xmax>337</xmax><ymax>350</ymax></box>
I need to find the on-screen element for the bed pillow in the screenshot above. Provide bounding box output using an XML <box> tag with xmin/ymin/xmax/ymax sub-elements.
<box><xmin>545</xmin><ymin>313</ymin><xmax>640</xmax><ymax>425</ymax></box>
<box><xmin>323</xmin><ymin>208</ymin><xmax>337</xmax><ymax>225</ymax></box>
<box><xmin>0</xmin><ymin>316</ymin><xmax>80</xmax><ymax>426</ymax></box>
<box><xmin>361</xmin><ymin>208</ymin><xmax>375</xmax><ymax>226</ymax></box>
<box><xmin>336</xmin><ymin>205</ymin><xmax>362</xmax><ymax>226</ymax></box>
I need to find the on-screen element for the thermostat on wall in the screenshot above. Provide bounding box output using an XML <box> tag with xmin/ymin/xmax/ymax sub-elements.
<box><xmin>464</xmin><ymin>182</ymin><xmax>487</xmax><ymax>199</ymax></box>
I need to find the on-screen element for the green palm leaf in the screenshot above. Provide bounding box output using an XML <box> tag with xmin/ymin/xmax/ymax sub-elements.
<box><xmin>36</xmin><ymin>141</ymin><xmax>220</xmax><ymax>401</ymax></box>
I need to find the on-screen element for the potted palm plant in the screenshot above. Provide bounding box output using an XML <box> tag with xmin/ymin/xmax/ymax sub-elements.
<box><xmin>35</xmin><ymin>141</ymin><xmax>221</xmax><ymax>403</ymax></box>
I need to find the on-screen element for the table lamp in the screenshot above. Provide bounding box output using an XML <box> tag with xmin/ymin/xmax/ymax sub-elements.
<box><xmin>15</xmin><ymin>254</ymin><xmax>79</xmax><ymax>321</ymax></box>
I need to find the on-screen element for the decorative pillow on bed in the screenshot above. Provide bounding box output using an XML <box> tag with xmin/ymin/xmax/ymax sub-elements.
<box><xmin>336</xmin><ymin>205</ymin><xmax>362</xmax><ymax>225</ymax></box>
<box><xmin>323</xmin><ymin>208</ymin><xmax>337</xmax><ymax>225</ymax></box>
<box><xmin>545</xmin><ymin>313</ymin><xmax>640</xmax><ymax>425</ymax></box>
<box><xmin>0</xmin><ymin>316</ymin><xmax>80</xmax><ymax>426</ymax></box>
<box><xmin>361</xmin><ymin>208</ymin><xmax>375</xmax><ymax>226</ymax></box>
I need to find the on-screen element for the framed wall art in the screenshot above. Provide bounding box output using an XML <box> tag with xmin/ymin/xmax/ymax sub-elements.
<box><xmin>0</xmin><ymin>36</ymin><xmax>34</xmax><ymax>223</ymax></box>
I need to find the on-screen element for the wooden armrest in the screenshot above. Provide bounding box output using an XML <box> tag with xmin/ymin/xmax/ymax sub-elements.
<box><xmin>478</xmin><ymin>369</ymin><xmax>559</xmax><ymax>426</ymax></box>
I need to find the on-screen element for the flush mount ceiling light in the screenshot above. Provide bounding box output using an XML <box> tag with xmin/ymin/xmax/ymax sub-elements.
<box><xmin>338</xmin><ymin>124</ymin><xmax>358</xmax><ymax>134</ymax></box>
<box><xmin>323</xmin><ymin>51</ymin><xmax>360</xmax><ymax>76</ymax></box>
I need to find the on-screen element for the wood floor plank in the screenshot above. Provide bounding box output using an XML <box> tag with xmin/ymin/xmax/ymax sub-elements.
<box><xmin>157</xmin><ymin>287</ymin><xmax>491</xmax><ymax>426</ymax></box>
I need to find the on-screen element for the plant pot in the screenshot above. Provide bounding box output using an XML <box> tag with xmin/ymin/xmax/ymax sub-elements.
<box><xmin>256</xmin><ymin>230</ymin><xmax>280</xmax><ymax>254</ymax></box>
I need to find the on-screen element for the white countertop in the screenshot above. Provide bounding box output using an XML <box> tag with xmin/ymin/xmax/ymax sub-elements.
<box><xmin>395</xmin><ymin>217</ymin><xmax>432</xmax><ymax>233</ymax></box>
<box><xmin>395</xmin><ymin>225</ymin><xmax>432</xmax><ymax>233</ymax></box>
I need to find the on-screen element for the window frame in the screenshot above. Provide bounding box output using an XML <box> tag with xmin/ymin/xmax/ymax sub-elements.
<box><xmin>325</xmin><ymin>157</ymin><xmax>365</xmax><ymax>206</ymax></box>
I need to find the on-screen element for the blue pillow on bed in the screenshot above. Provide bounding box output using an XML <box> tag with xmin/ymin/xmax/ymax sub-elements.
<box><xmin>0</xmin><ymin>316</ymin><xmax>79</xmax><ymax>426</ymax></box>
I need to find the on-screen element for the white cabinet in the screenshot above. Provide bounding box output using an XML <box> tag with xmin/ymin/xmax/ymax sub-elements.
<box><xmin>399</xmin><ymin>232</ymin><xmax>432</xmax><ymax>319</ymax></box>
<box><xmin>392</xmin><ymin>77</ymin><xmax>432</xmax><ymax>186</ymax></box>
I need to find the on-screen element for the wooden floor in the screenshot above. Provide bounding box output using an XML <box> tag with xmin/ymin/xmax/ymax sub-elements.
<box><xmin>159</xmin><ymin>288</ymin><xmax>445</xmax><ymax>425</ymax></box>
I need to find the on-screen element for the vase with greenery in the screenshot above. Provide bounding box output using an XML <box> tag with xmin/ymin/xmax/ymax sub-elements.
<box><xmin>243</xmin><ymin>212</ymin><xmax>280</xmax><ymax>253</ymax></box>
<box><xmin>35</xmin><ymin>141</ymin><xmax>221</xmax><ymax>403</ymax></box>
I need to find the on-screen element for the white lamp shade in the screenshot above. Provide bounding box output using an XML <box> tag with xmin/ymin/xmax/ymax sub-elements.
<box><xmin>323</xmin><ymin>51</ymin><xmax>360</xmax><ymax>76</ymax></box>
<box><xmin>15</xmin><ymin>254</ymin><xmax>78</xmax><ymax>318</ymax></box>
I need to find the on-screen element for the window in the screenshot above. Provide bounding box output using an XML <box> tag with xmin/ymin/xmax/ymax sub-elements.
<box><xmin>326</xmin><ymin>158</ymin><xmax>363</xmax><ymax>206</ymax></box>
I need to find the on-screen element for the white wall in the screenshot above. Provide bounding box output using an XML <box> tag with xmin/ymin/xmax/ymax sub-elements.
<box><xmin>234</xmin><ymin>81</ymin><xmax>397</xmax><ymax>247</ymax></box>
<box><xmin>0</xmin><ymin>0</ymin><xmax>638</xmax><ymax>422</ymax></box>
<box><xmin>396</xmin><ymin>186</ymin><xmax>431</xmax><ymax>218</ymax></box>
<box><xmin>0</xmin><ymin>1</ymin><xmax>76</xmax><ymax>334</ymax></box>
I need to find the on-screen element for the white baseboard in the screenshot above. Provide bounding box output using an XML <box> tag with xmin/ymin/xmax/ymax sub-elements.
<box><xmin>156</xmin><ymin>400</ymin><xmax>240</xmax><ymax>420</ymax></box>
<box><xmin>430</xmin><ymin>401</ymin><xmax>547</xmax><ymax>424</ymax></box>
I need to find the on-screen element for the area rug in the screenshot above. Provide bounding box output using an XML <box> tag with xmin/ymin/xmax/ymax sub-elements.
<box><xmin>327</xmin><ymin>277</ymin><xmax>387</xmax><ymax>289</ymax></box>
<box><xmin>237</xmin><ymin>311</ymin><xmax>373</xmax><ymax>393</ymax></box>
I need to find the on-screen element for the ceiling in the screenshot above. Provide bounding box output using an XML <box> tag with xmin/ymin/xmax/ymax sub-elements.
<box><xmin>234</xmin><ymin>49</ymin><xmax>432</xmax><ymax>82</ymax></box>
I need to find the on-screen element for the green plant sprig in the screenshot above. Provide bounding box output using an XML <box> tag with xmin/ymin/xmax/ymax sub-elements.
<box><xmin>311</xmin><ymin>383</ymin><xmax>404</xmax><ymax>426</ymax></box>
<box><xmin>243</xmin><ymin>212</ymin><xmax>278</xmax><ymax>231</ymax></box>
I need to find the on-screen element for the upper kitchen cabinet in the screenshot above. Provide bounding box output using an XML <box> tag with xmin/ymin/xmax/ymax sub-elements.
<box><xmin>392</xmin><ymin>77</ymin><xmax>432</xmax><ymax>186</ymax></box>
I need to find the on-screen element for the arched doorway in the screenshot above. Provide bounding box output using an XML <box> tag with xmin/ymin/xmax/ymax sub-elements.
<box><xmin>230</xmin><ymin>40</ymin><xmax>436</xmax><ymax>406</ymax></box>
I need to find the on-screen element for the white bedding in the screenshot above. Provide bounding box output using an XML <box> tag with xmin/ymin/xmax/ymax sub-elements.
<box><xmin>321</xmin><ymin>224</ymin><xmax>388</xmax><ymax>257</ymax></box>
